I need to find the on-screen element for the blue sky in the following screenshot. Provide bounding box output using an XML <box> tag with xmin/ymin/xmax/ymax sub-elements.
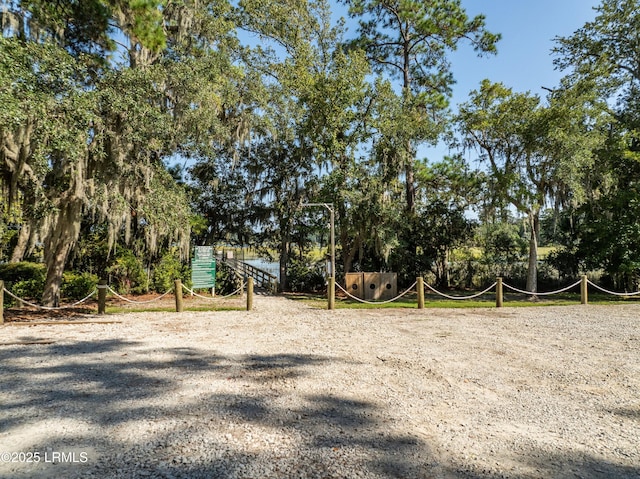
<box><xmin>420</xmin><ymin>0</ymin><xmax>601</xmax><ymax>161</ymax></box>
<box><xmin>444</xmin><ymin>0</ymin><xmax>601</xmax><ymax>103</ymax></box>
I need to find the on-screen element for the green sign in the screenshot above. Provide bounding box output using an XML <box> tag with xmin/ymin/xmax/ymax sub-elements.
<box><xmin>192</xmin><ymin>246</ymin><xmax>216</xmax><ymax>289</ymax></box>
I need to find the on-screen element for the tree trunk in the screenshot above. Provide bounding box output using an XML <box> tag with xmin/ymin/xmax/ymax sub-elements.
<box><xmin>525</xmin><ymin>211</ymin><xmax>540</xmax><ymax>295</ymax></box>
<box><xmin>10</xmin><ymin>223</ymin><xmax>31</xmax><ymax>263</ymax></box>
<box><xmin>444</xmin><ymin>249</ymin><xmax>451</xmax><ymax>288</ymax></box>
<box><xmin>42</xmin><ymin>198</ymin><xmax>83</xmax><ymax>306</ymax></box>
<box><xmin>404</xmin><ymin>140</ymin><xmax>418</xmax><ymax>278</ymax></box>
<box><xmin>42</xmin><ymin>240</ymin><xmax>74</xmax><ymax>307</ymax></box>
<box><xmin>278</xmin><ymin>226</ymin><xmax>290</xmax><ymax>292</ymax></box>
<box><xmin>278</xmin><ymin>245</ymin><xmax>289</xmax><ymax>292</ymax></box>
<box><xmin>342</xmin><ymin>240</ymin><xmax>359</xmax><ymax>277</ymax></box>
<box><xmin>404</xmin><ymin>147</ymin><xmax>416</xmax><ymax>215</ymax></box>
<box><xmin>340</xmin><ymin>221</ymin><xmax>360</xmax><ymax>276</ymax></box>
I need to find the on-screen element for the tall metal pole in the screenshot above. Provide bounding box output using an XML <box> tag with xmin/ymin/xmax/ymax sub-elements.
<box><xmin>329</xmin><ymin>205</ymin><xmax>335</xmax><ymax>310</ymax></box>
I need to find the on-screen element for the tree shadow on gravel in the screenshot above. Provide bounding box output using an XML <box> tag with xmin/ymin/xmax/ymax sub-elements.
<box><xmin>208</xmin><ymin>392</ymin><xmax>430</xmax><ymax>478</ymax></box>
<box><xmin>0</xmin><ymin>339</ymin><xmax>435</xmax><ymax>478</ymax></box>
<box><xmin>0</xmin><ymin>340</ymin><xmax>202</xmax><ymax>431</ymax></box>
<box><xmin>0</xmin><ymin>340</ymin><xmax>276</xmax><ymax>450</ymax></box>
<box><xmin>610</xmin><ymin>406</ymin><xmax>640</xmax><ymax>421</ymax></box>
<box><xmin>1</xmin><ymin>339</ymin><xmax>638</xmax><ymax>479</ymax></box>
<box><xmin>441</xmin><ymin>448</ymin><xmax>640</xmax><ymax>479</ymax></box>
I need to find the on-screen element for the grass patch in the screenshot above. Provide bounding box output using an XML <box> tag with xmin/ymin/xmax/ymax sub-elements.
<box><xmin>285</xmin><ymin>291</ymin><xmax>640</xmax><ymax>309</ymax></box>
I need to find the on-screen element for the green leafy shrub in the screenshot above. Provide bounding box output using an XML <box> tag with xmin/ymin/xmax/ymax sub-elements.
<box><xmin>106</xmin><ymin>250</ymin><xmax>148</xmax><ymax>294</ymax></box>
<box><xmin>0</xmin><ymin>228</ymin><xmax>17</xmax><ymax>262</ymax></box>
<box><xmin>0</xmin><ymin>262</ymin><xmax>46</xmax><ymax>283</ymax></box>
<box><xmin>61</xmin><ymin>271</ymin><xmax>98</xmax><ymax>300</ymax></box>
<box><xmin>11</xmin><ymin>277</ymin><xmax>45</xmax><ymax>301</ymax></box>
<box><xmin>287</xmin><ymin>258</ymin><xmax>325</xmax><ymax>293</ymax></box>
<box><xmin>0</xmin><ymin>262</ymin><xmax>46</xmax><ymax>307</ymax></box>
<box><xmin>215</xmin><ymin>262</ymin><xmax>242</xmax><ymax>295</ymax></box>
<box><xmin>152</xmin><ymin>250</ymin><xmax>189</xmax><ymax>293</ymax></box>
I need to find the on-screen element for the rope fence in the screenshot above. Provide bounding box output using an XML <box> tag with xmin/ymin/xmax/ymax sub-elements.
<box><xmin>2</xmin><ymin>274</ymin><xmax>640</xmax><ymax>324</ymax></box>
<box><xmin>332</xmin><ymin>274</ymin><xmax>640</xmax><ymax>309</ymax></box>
<box><xmin>0</xmin><ymin>277</ymin><xmax>255</xmax><ymax>321</ymax></box>
<box><xmin>182</xmin><ymin>282</ymin><xmax>246</xmax><ymax>300</ymax></box>
<box><xmin>586</xmin><ymin>279</ymin><xmax>640</xmax><ymax>297</ymax></box>
<box><xmin>2</xmin><ymin>287</ymin><xmax>97</xmax><ymax>311</ymax></box>
<box><xmin>502</xmin><ymin>279</ymin><xmax>582</xmax><ymax>296</ymax></box>
<box><xmin>101</xmin><ymin>285</ymin><xmax>174</xmax><ymax>304</ymax></box>
<box><xmin>424</xmin><ymin>282</ymin><xmax>497</xmax><ymax>300</ymax></box>
<box><xmin>336</xmin><ymin>281</ymin><xmax>417</xmax><ymax>305</ymax></box>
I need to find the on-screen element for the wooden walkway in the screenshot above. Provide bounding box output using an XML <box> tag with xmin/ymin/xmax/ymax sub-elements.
<box><xmin>218</xmin><ymin>256</ymin><xmax>278</xmax><ymax>292</ymax></box>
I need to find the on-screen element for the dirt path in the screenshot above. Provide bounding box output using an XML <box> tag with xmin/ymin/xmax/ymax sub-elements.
<box><xmin>1</xmin><ymin>297</ymin><xmax>639</xmax><ymax>478</ymax></box>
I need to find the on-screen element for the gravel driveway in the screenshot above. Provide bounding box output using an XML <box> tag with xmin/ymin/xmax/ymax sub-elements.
<box><xmin>1</xmin><ymin>297</ymin><xmax>639</xmax><ymax>478</ymax></box>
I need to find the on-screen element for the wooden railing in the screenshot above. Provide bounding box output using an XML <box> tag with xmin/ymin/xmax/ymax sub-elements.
<box><xmin>218</xmin><ymin>257</ymin><xmax>278</xmax><ymax>292</ymax></box>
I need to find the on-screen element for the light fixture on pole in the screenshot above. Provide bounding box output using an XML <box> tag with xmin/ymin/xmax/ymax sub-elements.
<box><xmin>301</xmin><ymin>203</ymin><xmax>335</xmax><ymax>310</ymax></box>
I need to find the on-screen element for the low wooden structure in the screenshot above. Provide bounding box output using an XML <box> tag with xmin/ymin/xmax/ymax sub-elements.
<box><xmin>344</xmin><ymin>272</ymin><xmax>397</xmax><ymax>301</ymax></box>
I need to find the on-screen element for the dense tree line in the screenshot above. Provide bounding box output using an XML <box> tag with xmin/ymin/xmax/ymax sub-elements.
<box><xmin>1</xmin><ymin>0</ymin><xmax>639</xmax><ymax>303</ymax></box>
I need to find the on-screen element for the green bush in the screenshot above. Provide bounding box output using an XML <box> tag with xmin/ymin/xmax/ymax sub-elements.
<box><xmin>215</xmin><ymin>262</ymin><xmax>242</xmax><ymax>295</ymax></box>
<box><xmin>61</xmin><ymin>271</ymin><xmax>99</xmax><ymax>300</ymax></box>
<box><xmin>287</xmin><ymin>258</ymin><xmax>326</xmax><ymax>293</ymax></box>
<box><xmin>151</xmin><ymin>250</ymin><xmax>189</xmax><ymax>293</ymax></box>
<box><xmin>2</xmin><ymin>268</ymin><xmax>98</xmax><ymax>305</ymax></box>
<box><xmin>0</xmin><ymin>261</ymin><xmax>46</xmax><ymax>283</ymax></box>
<box><xmin>106</xmin><ymin>250</ymin><xmax>148</xmax><ymax>294</ymax></box>
<box><xmin>11</xmin><ymin>277</ymin><xmax>45</xmax><ymax>301</ymax></box>
<box><xmin>0</xmin><ymin>228</ymin><xmax>17</xmax><ymax>262</ymax></box>
<box><xmin>0</xmin><ymin>262</ymin><xmax>46</xmax><ymax>307</ymax></box>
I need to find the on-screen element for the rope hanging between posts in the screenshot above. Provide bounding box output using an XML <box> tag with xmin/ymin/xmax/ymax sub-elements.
<box><xmin>423</xmin><ymin>282</ymin><xmax>497</xmax><ymax>300</ymax></box>
<box><xmin>182</xmin><ymin>283</ymin><xmax>246</xmax><ymax>300</ymax></box>
<box><xmin>336</xmin><ymin>281</ymin><xmax>417</xmax><ymax>304</ymax></box>
<box><xmin>2</xmin><ymin>287</ymin><xmax>97</xmax><ymax>310</ymax></box>
<box><xmin>104</xmin><ymin>285</ymin><xmax>174</xmax><ymax>304</ymax></box>
<box><xmin>502</xmin><ymin>279</ymin><xmax>582</xmax><ymax>296</ymax></box>
<box><xmin>586</xmin><ymin>279</ymin><xmax>640</xmax><ymax>297</ymax></box>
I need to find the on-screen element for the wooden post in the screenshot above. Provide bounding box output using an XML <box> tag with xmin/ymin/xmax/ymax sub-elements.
<box><xmin>496</xmin><ymin>277</ymin><xmax>503</xmax><ymax>308</ymax></box>
<box><xmin>581</xmin><ymin>275</ymin><xmax>588</xmax><ymax>305</ymax></box>
<box><xmin>246</xmin><ymin>277</ymin><xmax>254</xmax><ymax>311</ymax></box>
<box><xmin>0</xmin><ymin>280</ymin><xmax>4</xmax><ymax>325</ymax></box>
<box><xmin>328</xmin><ymin>276</ymin><xmax>335</xmax><ymax>310</ymax></box>
<box><xmin>174</xmin><ymin>279</ymin><xmax>184</xmax><ymax>313</ymax></box>
<box><xmin>98</xmin><ymin>279</ymin><xmax>107</xmax><ymax>315</ymax></box>
<box><xmin>417</xmin><ymin>276</ymin><xmax>425</xmax><ymax>309</ymax></box>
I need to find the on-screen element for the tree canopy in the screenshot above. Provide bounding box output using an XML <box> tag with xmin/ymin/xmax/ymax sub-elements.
<box><xmin>2</xmin><ymin>0</ymin><xmax>640</xmax><ymax>300</ymax></box>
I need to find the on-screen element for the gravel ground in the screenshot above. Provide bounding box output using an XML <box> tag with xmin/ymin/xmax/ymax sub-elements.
<box><xmin>1</xmin><ymin>296</ymin><xmax>639</xmax><ymax>479</ymax></box>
